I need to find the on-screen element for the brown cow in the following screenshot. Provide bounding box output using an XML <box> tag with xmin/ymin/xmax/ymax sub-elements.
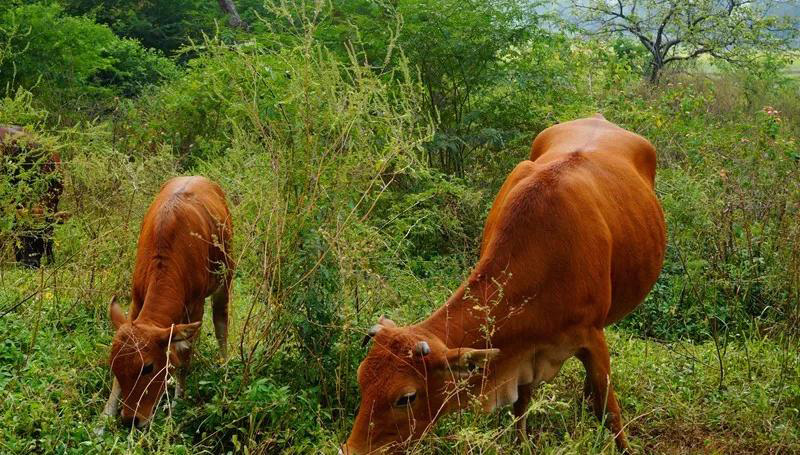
<box><xmin>1</xmin><ymin>125</ymin><xmax>65</xmax><ymax>267</ymax></box>
<box><xmin>341</xmin><ymin>115</ymin><xmax>666</xmax><ymax>454</ymax></box>
<box><xmin>100</xmin><ymin>176</ymin><xmax>234</xmax><ymax>430</ymax></box>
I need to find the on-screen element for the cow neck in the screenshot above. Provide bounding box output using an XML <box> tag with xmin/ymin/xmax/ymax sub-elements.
<box><xmin>419</xmin><ymin>275</ymin><xmax>502</xmax><ymax>349</ymax></box>
<box><xmin>135</xmin><ymin>264</ymin><xmax>188</xmax><ymax>328</ymax></box>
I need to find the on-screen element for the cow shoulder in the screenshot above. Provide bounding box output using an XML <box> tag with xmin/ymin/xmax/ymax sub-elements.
<box><xmin>478</xmin><ymin>152</ymin><xmax>601</xmax><ymax>279</ymax></box>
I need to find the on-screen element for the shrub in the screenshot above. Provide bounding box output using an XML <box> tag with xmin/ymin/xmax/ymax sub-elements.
<box><xmin>92</xmin><ymin>38</ymin><xmax>179</xmax><ymax>98</ymax></box>
<box><xmin>0</xmin><ymin>4</ymin><xmax>181</xmax><ymax>116</ymax></box>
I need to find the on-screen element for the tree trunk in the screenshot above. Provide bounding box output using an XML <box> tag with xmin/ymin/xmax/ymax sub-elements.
<box><xmin>218</xmin><ymin>0</ymin><xmax>249</xmax><ymax>31</ymax></box>
<box><xmin>648</xmin><ymin>55</ymin><xmax>663</xmax><ymax>84</ymax></box>
<box><xmin>648</xmin><ymin>65</ymin><xmax>660</xmax><ymax>84</ymax></box>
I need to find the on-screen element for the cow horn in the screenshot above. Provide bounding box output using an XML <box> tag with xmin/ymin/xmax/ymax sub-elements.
<box><xmin>361</xmin><ymin>324</ymin><xmax>384</xmax><ymax>347</ymax></box>
<box><xmin>414</xmin><ymin>341</ymin><xmax>431</xmax><ymax>356</ymax></box>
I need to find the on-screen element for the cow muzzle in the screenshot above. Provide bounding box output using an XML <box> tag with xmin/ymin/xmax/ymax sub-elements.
<box><xmin>120</xmin><ymin>414</ymin><xmax>149</xmax><ymax>429</ymax></box>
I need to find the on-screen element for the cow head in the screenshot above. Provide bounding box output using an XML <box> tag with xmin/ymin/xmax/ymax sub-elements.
<box><xmin>107</xmin><ymin>298</ymin><xmax>199</xmax><ymax>428</ymax></box>
<box><xmin>341</xmin><ymin>316</ymin><xmax>500</xmax><ymax>454</ymax></box>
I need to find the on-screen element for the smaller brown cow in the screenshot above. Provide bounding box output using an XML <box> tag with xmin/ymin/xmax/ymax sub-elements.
<box><xmin>100</xmin><ymin>176</ymin><xmax>233</xmax><ymax>430</ymax></box>
<box><xmin>342</xmin><ymin>115</ymin><xmax>666</xmax><ymax>454</ymax></box>
<box><xmin>1</xmin><ymin>125</ymin><xmax>65</xmax><ymax>267</ymax></box>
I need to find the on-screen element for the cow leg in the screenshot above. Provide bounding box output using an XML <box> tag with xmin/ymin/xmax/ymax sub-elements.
<box><xmin>576</xmin><ymin>352</ymin><xmax>594</xmax><ymax>402</ymax></box>
<box><xmin>95</xmin><ymin>377</ymin><xmax>121</xmax><ymax>436</ymax></box>
<box><xmin>211</xmin><ymin>273</ymin><xmax>231</xmax><ymax>362</ymax></box>
<box><xmin>173</xmin><ymin>303</ymin><xmax>203</xmax><ymax>403</ymax></box>
<box><xmin>43</xmin><ymin>226</ymin><xmax>55</xmax><ymax>265</ymax></box>
<box><xmin>101</xmin><ymin>377</ymin><xmax>122</xmax><ymax>417</ymax></box>
<box><xmin>513</xmin><ymin>382</ymin><xmax>533</xmax><ymax>442</ymax></box>
<box><xmin>174</xmin><ymin>343</ymin><xmax>193</xmax><ymax>402</ymax></box>
<box><xmin>578</xmin><ymin>330</ymin><xmax>629</xmax><ymax>452</ymax></box>
<box><xmin>16</xmin><ymin>232</ymin><xmax>42</xmax><ymax>268</ymax></box>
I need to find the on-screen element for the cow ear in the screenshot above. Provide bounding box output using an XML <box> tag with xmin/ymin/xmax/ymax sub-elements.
<box><xmin>378</xmin><ymin>315</ymin><xmax>397</xmax><ymax>328</ymax></box>
<box><xmin>170</xmin><ymin>321</ymin><xmax>202</xmax><ymax>343</ymax></box>
<box><xmin>442</xmin><ymin>347</ymin><xmax>500</xmax><ymax>378</ymax></box>
<box><xmin>109</xmin><ymin>296</ymin><xmax>126</xmax><ymax>331</ymax></box>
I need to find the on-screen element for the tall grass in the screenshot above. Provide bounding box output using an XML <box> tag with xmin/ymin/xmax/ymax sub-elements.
<box><xmin>0</xmin><ymin>3</ymin><xmax>798</xmax><ymax>454</ymax></box>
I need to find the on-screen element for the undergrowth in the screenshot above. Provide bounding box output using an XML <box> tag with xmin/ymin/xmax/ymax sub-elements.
<box><xmin>1</xmin><ymin>2</ymin><xmax>799</xmax><ymax>454</ymax></box>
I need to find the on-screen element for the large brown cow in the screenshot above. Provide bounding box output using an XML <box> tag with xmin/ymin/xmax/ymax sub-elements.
<box><xmin>342</xmin><ymin>115</ymin><xmax>666</xmax><ymax>454</ymax></box>
<box><xmin>100</xmin><ymin>176</ymin><xmax>234</xmax><ymax>430</ymax></box>
<box><xmin>1</xmin><ymin>125</ymin><xmax>64</xmax><ymax>267</ymax></box>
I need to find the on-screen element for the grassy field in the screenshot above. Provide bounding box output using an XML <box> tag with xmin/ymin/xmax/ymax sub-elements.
<box><xmin>1</xmin><ymin>5</ymin><xmax>799</xmax><ymax>452</ymax></box>
<box><xmin>1</xmin><ymin>265</ymin><xmax>799</xmax><ymax>454</ymax></box>
<box><xmin>697</xmin><ymin>52</ymin><xmax>800</xmax><ymax>77</ymax></box>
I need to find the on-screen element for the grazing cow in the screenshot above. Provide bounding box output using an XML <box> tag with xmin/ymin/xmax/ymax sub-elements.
<box><xmin>100</xmin><ymin>176</ymin><xmax>234</xmax><ymax>429</ymax></box>
<box><xmin>342</xmin><ymin>115</ymin><xmax>666</xmax><ymax>454</ymax></box>
<box><xmin>1</xmin><ymin>125</ymin><xmax>65</xmax><ymax>267</ymax></box>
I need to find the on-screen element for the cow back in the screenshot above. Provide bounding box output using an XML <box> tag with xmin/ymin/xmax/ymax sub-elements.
<box><xmin>131</xmin><ymin>176</ymin><xmax>233</xmax><ymax>323</ymax></box>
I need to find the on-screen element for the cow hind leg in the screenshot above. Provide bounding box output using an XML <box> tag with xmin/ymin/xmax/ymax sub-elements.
<box><xmin>577</xmin><ymin>353</ymin><xmax>594</xmax><ymax>402</ymax></box>
<box><xmin>513</xmin><ymin>383</ymin><xmax>533</xmax><ymax>443</ymax></box>
<box><xmin>211</xmin><ymin>274</ymin><xmax>231</xmax><ymax>362</ymax></box>
<box><xmin>577</xmin><ymin>329</ymin><xmax>629</xmax><ymax>453</ymax></box>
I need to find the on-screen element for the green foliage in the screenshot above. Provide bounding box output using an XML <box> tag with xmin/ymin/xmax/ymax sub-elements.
<box><xmin>402</xmin><ymin>0</ymin><xmax>536</xmax><ymax>176</ymax></box>
<box><xmin>613</xmin><ymin>75</ymin><xmax>800</xmax><ymax>341</ymax></box>
<box><xmin>92</xmin><ymin>38</ymin><xmax>178</xmax><ymax>98</ymax></box>
<box><xmin>0</xmin><ymin>0</ymin><xmax>799</xmax><ymax>453</ymax></box>
<box><xmin>0</xmin><ymin>3</ymin><xmax>180</xmax><ymax>115</ymax></box>
<box><xmin>0</xmin><ymin>4</ymin><xmax>116</xmax><ymax>99</ymax></box>
<box><xmin>62</xmin><ymin>0</ymin><xmax>221</xmax><ymax>55</ymax></box>
<box><xmin>571</xmin><ymin>0</ymin><xmax>800</xmax><ymax>82</ymax></box>
<box><xmin>305</xmin><ymin>0</ymin><xmax>538</xmax><ymax>176</ymax></box>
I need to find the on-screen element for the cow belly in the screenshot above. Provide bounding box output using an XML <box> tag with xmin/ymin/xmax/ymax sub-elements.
<box><xmin>483</xmin><ymin>345</ymin><xmax>576</xmax><ymax>411</ymax></box>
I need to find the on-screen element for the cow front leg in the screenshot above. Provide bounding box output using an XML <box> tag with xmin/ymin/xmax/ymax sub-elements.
<box><xmin>513</xmin><ymin>382</ymin><xmax>533</xmax><ymax>443</ymax></box>
<box><xmin>95</xmin><ymin>377</ymin><xmax>121</xmax><ymax>436</ymax></box>
<box><xmin>165</xmin><ymin>352</ymin><xmax>190</xmax><ymax>415</ymax></box>
<box><xmin>174</xmin><ymin>344</ymin><xmax>194</xmax><ymax>401</ymax></box>
<box><xmin>101</xmin><ymin>377</ymin><xmax>121</xmax><ymax>417</ymax></box>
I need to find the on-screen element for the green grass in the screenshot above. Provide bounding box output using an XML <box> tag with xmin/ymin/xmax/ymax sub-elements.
<box><xmin>1</xmin><ymin>266</ymin><xmax>798</xmax><ymax>454</ymax></box>
<box><xmin>696</xmin><ymin>52</ymin><xmax>800</xmax><ymax>78</ymax></box>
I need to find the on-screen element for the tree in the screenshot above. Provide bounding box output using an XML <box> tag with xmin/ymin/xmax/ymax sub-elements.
<box><xmin>0</xmin><ymin>4</ymin><xmax>116</xmax><ymax>95</ymax></box>
<box><xmin>0</xmin><ymin>3</ymin><xmax>177</xmax><ymax>112</ymax></box>
<box><xmin>62</xmin><ymin>0</ymin><xmax>220</xmax><ymax>55</ymax></box>
<box><xmin>400</xmin><ymin>0</ymin><xmax>536</xmax><ymax>176</ymax></box>
<box><xmin>305</xmin><ymin>0</ymin><xmax>537</xmax><ymax>177</ymax></box>
<box><xmin>569</xmin><ymin>0</ymin><xmax>800</xmax><ymax>83</ymax></box>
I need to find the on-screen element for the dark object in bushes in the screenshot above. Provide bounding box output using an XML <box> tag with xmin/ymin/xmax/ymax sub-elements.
<box><xmin>1</xmin><ymin>125</ymin><xmax>65</xmax><ymax>267</ymax></box>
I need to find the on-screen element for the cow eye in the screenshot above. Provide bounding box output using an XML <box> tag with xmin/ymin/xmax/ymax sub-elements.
<box><xmin>141</xmin><ymin>363</ymin><xmax>154</xmax><ymax>375</ymax></box>
<box><xmin>394</xmin><ymin>391</ymin><xmax>417</xmax><ymax>407</ymax></box>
